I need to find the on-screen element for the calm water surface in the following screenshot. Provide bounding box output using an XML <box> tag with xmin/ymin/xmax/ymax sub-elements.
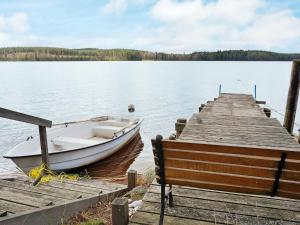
<box><xmin>0</xmin><ymin>61</ymin><xmax>298</xmax><ymax>175</ymax></box>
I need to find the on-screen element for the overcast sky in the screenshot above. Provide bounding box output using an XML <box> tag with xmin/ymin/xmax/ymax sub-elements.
<box><xmin>0</xmin><ymin>0</ymin><xmax>300</xmax><ymax>53</ymax></box>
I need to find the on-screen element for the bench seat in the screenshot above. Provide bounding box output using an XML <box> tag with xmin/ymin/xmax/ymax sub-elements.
<box><xmin>92</xmin><ymin>126</ymin><xmax>124</xmax><ymax>138</ymax></box>
<box><xmin>151</xmin><ymin>135</ymin><xmax>300</xmax><ymax>225</ymax></box>
<box><xmin>52</xmin><ymin>136</ymin><xmax>104</xmax><ymax>149</ymax></box>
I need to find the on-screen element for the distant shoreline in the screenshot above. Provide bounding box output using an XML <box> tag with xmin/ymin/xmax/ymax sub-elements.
<box><xmin>0</xmin><ymin>47</ymin><xmax>300</xmax><ymax>61</ymax></box>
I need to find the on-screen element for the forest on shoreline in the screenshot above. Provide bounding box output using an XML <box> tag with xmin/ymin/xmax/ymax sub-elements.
<box><xmin>0</xmin><ymin>47</ymin><xmax>299</xmax><ymax>61</ymax></box>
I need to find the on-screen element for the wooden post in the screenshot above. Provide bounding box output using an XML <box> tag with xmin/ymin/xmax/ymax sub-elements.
<box><xmin>175</xmin><ymin>118</ymin><xmax>187</xmax><ymax>137</ymax></box>
<box><xmin>169</xmin><ymin>133</ymin><xmax>176</xmax><ymax>140</ymax></box>
<box><xmin>263</xmin><ymin>108</ymin><xmax>271</xmax><ymax>118</ymax></box>
<box><xmin>127</xmin><ymin>170</ymin><xmax>137</xmax><ymax>190</ymax></box>
<box><xmin>284</xmin><ymin>60</ymin><xmax>300</xmax><ymax>134</ymax></box>
<box><xmin>39</xmin><ymin>126</ymin><xmax>49</xmax><ymax>168</ymax></box>
<box><xmin>112</xmin><ymin>197</ymin><xmax>129</xmax><ymax>225</ymax></box>
<box><xmin>199</xmin><ymin>104</ymin><xmax>205</xmax><ymax>112</ymax></box>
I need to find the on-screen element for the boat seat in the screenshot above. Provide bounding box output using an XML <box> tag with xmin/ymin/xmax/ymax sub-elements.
<box><xmin>52</xmin><ymin>136</ymin><xmax>103</xmax><ymax>149</ymax></box>
<box><xmin>93</xmin><ymin>125</ymin><xmax>124</xmax><ymax>138</ymax></box>
<box><xmin>98</xmin><ymin>120</ymin><xmax>129</xmax><ymax>127</ymax></box>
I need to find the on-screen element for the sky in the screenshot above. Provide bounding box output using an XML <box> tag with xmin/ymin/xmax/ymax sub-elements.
<box><xmin>0</xmin><ymin>0</ymin><xmax>300</xmax><ymax>53</ymax></box>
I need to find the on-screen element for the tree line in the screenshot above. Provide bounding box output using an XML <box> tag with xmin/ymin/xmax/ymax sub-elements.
<box><xmin>0</xmin><ymin>47</ymin><xmax>299</xmax><ymax>61</ymax></box>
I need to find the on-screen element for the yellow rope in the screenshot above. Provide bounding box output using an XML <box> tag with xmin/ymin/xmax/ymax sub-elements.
<box><xmin>28</xmin><ymin>164</ymin><xmax>89</xmax><ymax>185</ymax></box>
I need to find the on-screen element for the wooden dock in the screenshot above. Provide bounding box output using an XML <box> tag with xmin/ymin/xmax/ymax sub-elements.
<box><xmin>130</xmin><ymin>93</ymin><xmax>300</xmax><ymax>225</ymax></box>
<box><xmin>0</xmin><ymin>176</ymin><xmax>127</xmax><ymax>225</ymax></box>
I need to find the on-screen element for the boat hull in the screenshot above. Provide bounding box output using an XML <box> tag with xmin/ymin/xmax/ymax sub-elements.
<box><xmin>9</xmin><ymin>121</ymin><xmax>141</xmax><ymax>173</ymax></box>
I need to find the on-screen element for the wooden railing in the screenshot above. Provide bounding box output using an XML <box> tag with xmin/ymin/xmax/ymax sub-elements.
<box><xmin>0</xmin><ymin>107</ymin><xmax>52</xmax><ymax>184</ymax></box>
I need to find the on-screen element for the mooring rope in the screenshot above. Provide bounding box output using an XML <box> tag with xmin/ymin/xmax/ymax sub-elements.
<box><xmin>265</xmin><ymin>104</ymin><xmax>300</xmax><ymax>129</ymax></box>
<box><xmin>28</xmin><ymin>164</ymin><xmax>89</xmax><ymax>185</ymax></box>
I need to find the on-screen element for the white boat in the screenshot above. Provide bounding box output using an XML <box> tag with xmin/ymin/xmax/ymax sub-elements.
<box><xmin>4</xmin><ymin>116</ymin><xmax>142</xmax><ymax>173</ymax></box>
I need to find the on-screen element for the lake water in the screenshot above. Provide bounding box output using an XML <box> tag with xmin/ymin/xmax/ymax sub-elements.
<box><xmin>0</xmin><ymin>61</ymin><xmax>299</xmax><ymax>175</ymax></box>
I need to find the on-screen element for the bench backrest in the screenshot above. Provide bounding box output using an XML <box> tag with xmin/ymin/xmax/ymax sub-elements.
<box><xmin>152</xmin><ymin>135</ymin><xmax>300</xmax><ymax>199</ymax></box>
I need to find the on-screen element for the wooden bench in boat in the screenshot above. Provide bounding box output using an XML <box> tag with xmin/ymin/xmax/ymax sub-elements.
<box><xmin>52</xmin><ymin>126</ymin><xmax>125</xmax><ymax>150</ymax></box>
<box><xmin>93</xmin><ymin>126</ymin><xmax>124</xmax><ymax>138</ymax></box>
<box><xmin>151</xmin><ymin>135</ymin><xmax>300</xmax><ymax>225</ymax></box>
<box><xmin>52</xmin><ymin>136</ymin><xmax>105</xmax><ymax>149</ymax></box>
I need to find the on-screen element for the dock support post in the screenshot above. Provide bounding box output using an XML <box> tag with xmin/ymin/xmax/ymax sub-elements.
<box><xmin>127</xmin><ymin>170</ymin><xmax>137</xmax><ymax>190</ymax></box>
<box><xmin>112</xmin><ymin>197</ymin><xmax>129</xmax><ymax>225</ymax></box>
<box><xmin>263</xmin><ymin>108</ymin><xmax>271</xmax><ymax>118</ymax></box>
<box><xmin>32</xmin><ymin>125</ymin><xmax>50</xmax><ymax>186</ymax></box>
<box><xmin>199</xmin><ymin>104</ymin><xmax>205</xmax><ymax>112</ymax></box>
<box><xmin>39</xmin><ymin>125</ymin><xmax>49</xmax><ymax>169</ymax></box>
<box><xmin>284</xmin><ymin>60</ymin><xmax>300</xmax><ymax>134</ymax></box>
<box><xmin>254</xmin><ymin>84</ymin><xmax>257</xmax><ymax>99</ymax></box>
<box><xmin>219</xmin><ymin>84</ymin><xmax>222</xmax><ymax>95</ymax></box>
<box><xmin>175</xmin><ymin>118</ymin><xmax>187</xmax><ymax>138</ymax></box>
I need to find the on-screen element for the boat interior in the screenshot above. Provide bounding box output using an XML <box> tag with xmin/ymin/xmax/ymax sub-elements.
<box><xmin>52</xmin><ymin>118</ymin><xmax>139</xmax><ymax>151</ymax></box>
<box><xmin>6</xmin><ymin>117</ymin><xmax>140</xmax><ymax>156</ymax></box>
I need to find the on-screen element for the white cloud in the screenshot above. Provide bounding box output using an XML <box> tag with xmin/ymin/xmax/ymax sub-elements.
<box><xmin>6</xmin><ymin>13</ymin><xmax>30</xmax><ymax>33</ymax></box>
<box><xmin>146</xmin><ymin>0</ymin><xmax>300</xmax><ymax>52</ymax></box>
<box><xmin>101</xmin><ymin>0</ymin><xmax>127</xmax><ymax>14</ymax></box>
<box><xmin>0</xmin><ymin>13</ymin><xmax>30</xmax><ymax>33</ymax></box>
<box><xmin>0</xmin><ymin>13</ymin><xmax>34</xmax><ymax>47</ymax></box>
<box><xmin>100</xmin><ymin>0</ymin><xmax>152</xmax><ymax>14</ymax></box>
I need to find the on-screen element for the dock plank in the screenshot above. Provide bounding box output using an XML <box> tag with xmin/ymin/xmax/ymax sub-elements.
<box><xmin>0</xmin><ymin>179</ymin><xmax>84</xmax><ymax>200</ymax></box>
<box><xmin>0</xmin><ymin>177</ymin><xmax>127</xmax><ymax>225</ymax></box>
<box><xmin>143</xmin><ymin>192</ymin><xmax>300</xmax><ymax>222</ymax></box>
<box><xmin>149</xmin><ymin>184</ymin><xmax>300</xmax><ymax>211</ymax></box>
<box><xmin>130</xmin><ymin>211</ymin><xmax>215</xmax><ymax>225</ymax></box>
<box><xmin>0</xmin><ymin>187</ymin><xmax>54</xmax><ymax>207</ymax></box>
<box><xmin>0</xmin><ymin>200</ymin><xmax>35</xmax><ymax>214</ymax></box>
<box><xmin>130</xmin><ymin>182</ymin><xmax>300</xmax><ymax>225</ymax></box>
<box><xmin>139</xmin><ymin>201</ymin><xmax>297</xmax><ymax>225</ymax></box>
<box><xmin>36</xmin><ymin>180</ymin><xmax>104</xmax><ymax>195</ymax></box>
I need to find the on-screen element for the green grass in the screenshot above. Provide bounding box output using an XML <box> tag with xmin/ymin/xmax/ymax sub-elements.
<box><xmin>78</xmin><ymin>219</ymin><xmax>105</xmax><ymax>225</ymax></box>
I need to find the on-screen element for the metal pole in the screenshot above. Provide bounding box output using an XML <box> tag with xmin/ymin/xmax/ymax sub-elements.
<box><xmin>219</xmin><ymin>84</ymin><xmax>222</xmax><ymax>95</ymax></box>
<box><xmin>283</xmin><ymin>60</ymin><xmax>300</xmax><ymax>134</ymax></box>
<box><xmin>254</xmin><ymin>84</ymin><xmax>257</xmax><ymax>99</ymax></box>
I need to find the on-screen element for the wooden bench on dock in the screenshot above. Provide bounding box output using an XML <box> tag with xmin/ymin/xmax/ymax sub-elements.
<box><xmin>151</xmin><ymin>137</ymin><xmax>300</xmax><ymax>224</ymax></box>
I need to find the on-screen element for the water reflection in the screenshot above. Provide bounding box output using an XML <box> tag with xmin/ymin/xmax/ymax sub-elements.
<box><xmin>72</xmin><ymin>133</ymin><xmax>144</xmax><ymax>179</ymax></box>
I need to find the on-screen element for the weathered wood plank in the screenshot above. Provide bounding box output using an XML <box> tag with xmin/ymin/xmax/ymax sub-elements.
<box><xmin>0</xmin><ymin>187</ymin><xmax>55</xmax><ymax>207</ymax></box>
<box><xmin>165</xmin><ymin>158</ymin><xmax>276</xmax><ymax>178</ymax></box>
<box><xmin>162</xmin><ymin>140</ymin><xmax>300</xmax><ymax>159</ymax></box>
<box><xmin>148</xmin><ymin>185</ymin><xmax>300</xmax><ymax>211</ymax></box>
<box><xmin>0</xmin><ymin>179</ymin><xmax>84</xmax><ymax>200</ymax></box>
<box><xmin>0</xmin><ymin>186</ymin><xmax>126</xmax><ymax>225</ymax></box>
<box><xmin>138</xmin><ymin>201</ymin><xmax>297</xmax><ymax>225</ymax></box>
<box><xmin>0</xmin><ymin>200</ymin><xmax>35</xmax><ymax>214</ymax></box>
<box><xmin>37</xmin><ymin>181</ymin><xmax>103</xmax><ymax>195</ymax></box>
<box><xmin>164</xmin><ymin>149</ymin><xmax>280</xmax><ymax>168</ymax></box>
<box><xmin>181</xmin><ymin>127</ymin><xmax>298</xmax><ymax>142</ymax></box>
<box><xmin>165</xmin><ymin>167</ymin><xmax>273</xmax><ymax>189</ymax></box>
<box><xmin>61</xmin><ymin>179</ymin><xmax>126</xmax><ymax>191</ymax></box>
<box><xmin>130</xmin><ymin>211</ymin><xmax>214</xmax><ymax>225</ymax></box>
<box><xmin>179</xmin><ymin>136</ymin><xmax>300</xmax><ymax>150</ymax></box>
<box><xmin>143</xmin><ymin>192</ymin><xmax>300</xmax><ymax>222</ymax></box>
<box><xmin>0</xmin><ymin>107</ymin><xmax>52</xmax><ymax>127</ymax></box>
<box><xmin>165</xmin><ymin>178</ymin><xmax>270</xmax><ymax>196</ymax></box>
